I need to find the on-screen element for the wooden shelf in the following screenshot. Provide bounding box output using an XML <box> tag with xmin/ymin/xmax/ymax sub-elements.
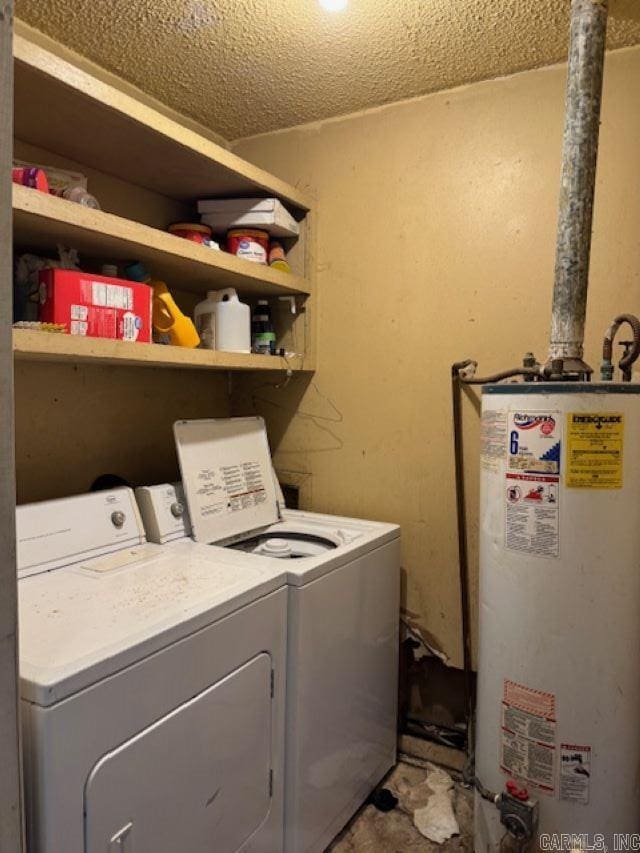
<box><xmin>13</xmin><ymin>329</ymin><xmax>312</xmax><ymax>372</ymax></box>
<box><xmin>11</xmin><ymin>31</ymin><xmax>316</xmax><ymax>378</ymax></box>
<box><xmin>13</xmin><ymin>185</ymin><xmax>311</xmax><ymax>298</ymax></box>
<box><xmin>13</xmin><ymin>33</ymin><xmax>312</xmax><ymax>215</ymax></box>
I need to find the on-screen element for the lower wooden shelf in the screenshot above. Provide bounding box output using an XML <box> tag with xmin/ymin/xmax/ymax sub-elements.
<box><xmin>13</xmin><ymin>329</ymin><xmax>311</xmax><ymax>372</ymax></box>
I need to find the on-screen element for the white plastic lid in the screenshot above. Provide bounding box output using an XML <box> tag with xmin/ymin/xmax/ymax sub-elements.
<box><xmin>173</xmin><ymin>417</ymin><xmax>279</xmax><ymax>544</ymax></box>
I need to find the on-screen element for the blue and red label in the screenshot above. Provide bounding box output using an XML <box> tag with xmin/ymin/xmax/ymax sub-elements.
<box><xmin>508</xmin><ymin>411</ymin><xmax>561</xmax><ymax>476</ymax></box>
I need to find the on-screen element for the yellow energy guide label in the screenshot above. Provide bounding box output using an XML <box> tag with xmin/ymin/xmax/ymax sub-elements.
<box><xmin>566</xmin><ymin>413</ymin><xmax>624</xmax><ymax>489</ymax></box>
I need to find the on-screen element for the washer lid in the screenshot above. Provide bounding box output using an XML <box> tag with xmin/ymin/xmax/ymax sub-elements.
<box><xmin>174</xmin><ymin>417</ymin><xmax>280</xmax><ymax>544</ymax></box>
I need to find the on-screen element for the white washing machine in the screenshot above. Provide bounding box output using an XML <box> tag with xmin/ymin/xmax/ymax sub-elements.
<box><xmin>136</xmin><ymin>416</ymin><xmax>401</xmax><ymax>853</ymax></box>
<box><xmin>16</xmin><ymin>487</ymin><xmax>288</xmax><ymax>853</ymax></box>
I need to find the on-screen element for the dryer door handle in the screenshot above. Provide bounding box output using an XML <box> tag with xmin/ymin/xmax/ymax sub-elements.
<box><xmin>109</xmin><ymin>822</ymin><xmax>133</xmax><ymax>851</ymax></box>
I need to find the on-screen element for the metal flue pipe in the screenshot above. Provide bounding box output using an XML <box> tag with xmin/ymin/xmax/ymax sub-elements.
<box><xmin>548</xmin><ymin>0</ymin><xmax>609</xmax><ymax>376</ymax></box>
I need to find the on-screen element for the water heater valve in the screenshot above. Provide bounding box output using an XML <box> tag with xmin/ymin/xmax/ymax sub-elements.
<box><xmin>499</xmin><ymin>782</ymin><xmax>539</xmax><ymax>841</ymax></box>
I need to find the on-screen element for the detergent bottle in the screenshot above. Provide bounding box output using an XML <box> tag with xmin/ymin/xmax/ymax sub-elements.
<box><xmin>193</xmin><ymin>290</ymin><xmax>219</xmax><ymax>350</ymax></box>
<box><xmin>214</xmin><ymin>289</ymin><xmax>251</xmax><ymax>353</ymax></box>
<box><xmin>125</xmin><ymin>262</ymin><xmax>200</xmax><ymax>348</ymax></box>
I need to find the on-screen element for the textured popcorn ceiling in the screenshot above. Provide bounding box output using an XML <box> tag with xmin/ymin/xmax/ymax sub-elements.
<box><xmin>15</xmin><ymin>0</ymin><xmax>640</xmax><ymax>140</ymax></box>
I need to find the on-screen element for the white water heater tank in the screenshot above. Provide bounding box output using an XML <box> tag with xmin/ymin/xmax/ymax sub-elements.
<box><xmin>475</xmin><ymin>383</ymin><xmax>640</xmax><ymax>848</ymax></box>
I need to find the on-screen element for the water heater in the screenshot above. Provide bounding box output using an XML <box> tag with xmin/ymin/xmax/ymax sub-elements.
<box><xmin>475</xmin><ymin>383</ymin><xmax>640</xmax><ymax>846</ymax></box>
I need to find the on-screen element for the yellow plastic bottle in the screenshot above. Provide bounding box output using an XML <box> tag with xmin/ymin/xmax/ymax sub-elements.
<box><xmin>125</xmin><ymin>262</ymin><xmax>200</xmax><ymax>348</ymax></box>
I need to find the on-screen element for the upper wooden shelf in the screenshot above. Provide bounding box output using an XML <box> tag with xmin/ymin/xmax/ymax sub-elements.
<box><xmin>13</xmin><ymin>329</ymin><xmax>312</xmax><ymax>373</ymax></box>
<box><xmin>13</xmin><ymin>33</ymin><xmax>312</xmax><ymax>215</ymax></box>
<box><xmin>13</xmin><ymin>185</ymin><xmax>311</xmax><ymax>298</ymax></box>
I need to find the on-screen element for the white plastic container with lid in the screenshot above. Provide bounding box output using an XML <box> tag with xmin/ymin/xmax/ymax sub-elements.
<box><xmin>193</xmin><ymin>290</ymin><xmax>219</xmax><ymax>350</ymax></box>
<box><xmin>214</xmin><ymin>288</ymin><xmax>250</xmax><ymax>353</ymax></box>
<box><xmin>197</xmin><ymin>197</ymin><xmax>300</xmax><ymax>238</ymax></box>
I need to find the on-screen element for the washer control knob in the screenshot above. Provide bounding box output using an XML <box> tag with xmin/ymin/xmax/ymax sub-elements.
<box><xmin>111</xmin><ymin>511</ymin><xmax>126</xmax><ymax>529</ymax></box>
<box><xmin>170</xmin><ymin>502</ymin><xmax>184</xmax><ymax>518</ymax></box>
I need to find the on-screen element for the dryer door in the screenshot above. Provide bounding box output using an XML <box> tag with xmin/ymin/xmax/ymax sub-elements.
<box><xmin>84</xmin><ymin>653</ymin><xmax>273</xmax><ymax>853</ymax></box>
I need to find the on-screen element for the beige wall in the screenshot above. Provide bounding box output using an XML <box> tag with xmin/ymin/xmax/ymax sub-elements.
<box><xmin>233</xmin><ymin>47</ymin><xmax>640</xmax><ymax>668</ymax></box>
<box><xmin>15</xmin><ymin>361</ymin><xmax>230</xmax><ymax>504</ymax></box>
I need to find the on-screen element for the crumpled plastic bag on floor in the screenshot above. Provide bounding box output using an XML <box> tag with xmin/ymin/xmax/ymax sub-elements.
<box><xmin>412</xmin><ymin>767</ymin><xmax>460</xmax><ymax>843</ymax></box>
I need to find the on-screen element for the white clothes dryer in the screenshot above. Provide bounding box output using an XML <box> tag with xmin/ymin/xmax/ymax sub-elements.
<box><xmin>17</xmin><ymin>487</ymin><xmax>288</xmax><ymax>853</ymax></box>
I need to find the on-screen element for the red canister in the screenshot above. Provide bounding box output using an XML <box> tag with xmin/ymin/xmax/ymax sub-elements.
<box><xmin>168</xmin><ymin>222</ymin><xmax>212</xmax><ymax>244</ymax></box>
<box><xmin>227</xmin><ymin>229</ymin><xmax>269</xmax><ymax>264</ymax></box>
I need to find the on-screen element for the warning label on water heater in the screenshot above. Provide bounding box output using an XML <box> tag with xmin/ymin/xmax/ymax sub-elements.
<box><xmin>506</xmin><ymin>473</ymin><xmax>559</xmax><ymax>557</ymax></box>
<box><xmin>560</xmin><ymin>743</ymin><xmax>591</xmax><ymax>805</ymax></box>
<box><xmin>567</xmin><ymin>412</ymin><xmax>624</xmax><ymax>489</ymax></box>
<box><xmin>481</xmin><ymin>409</ymin><xmax>508</xmax><ymax>473</ymax></box>
<box><xmin>505</xmin><ymin>409</ymin><xmax>561</xmax><ymax>558</ymax></box>
<box><xmin>501</xmin><ymin>680</ymin><xmax>557</xmax><ymax>796</ymax></box>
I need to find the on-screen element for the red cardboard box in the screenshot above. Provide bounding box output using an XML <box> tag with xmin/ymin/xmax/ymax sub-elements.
<box><xmin>39</xmin><ymin>269</ymin><xmax>152</xmax><ymax>343</ymax></box>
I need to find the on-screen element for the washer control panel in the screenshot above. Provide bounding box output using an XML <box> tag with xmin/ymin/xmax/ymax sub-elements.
<box><xmin>135</xmin><ymin>483</ymin><xmax>192</xmax><ymax>544</ymax></box>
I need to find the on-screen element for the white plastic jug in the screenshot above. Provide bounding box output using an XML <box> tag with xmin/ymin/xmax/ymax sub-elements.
<box><xmin>214</xmin><ymin>288</ymin><xmax>251</xmax><ymax>353</ymax></box>
<box><xmin>193</xmin><ymin>290</ymin><xmax>219</xmax><ymax>350</ymax></box>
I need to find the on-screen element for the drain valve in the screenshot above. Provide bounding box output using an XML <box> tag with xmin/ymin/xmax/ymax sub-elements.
<box><xmin>498</xmin><ymin>782</ymin><xmax>539</xmax><ymax>841</ymax></box>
